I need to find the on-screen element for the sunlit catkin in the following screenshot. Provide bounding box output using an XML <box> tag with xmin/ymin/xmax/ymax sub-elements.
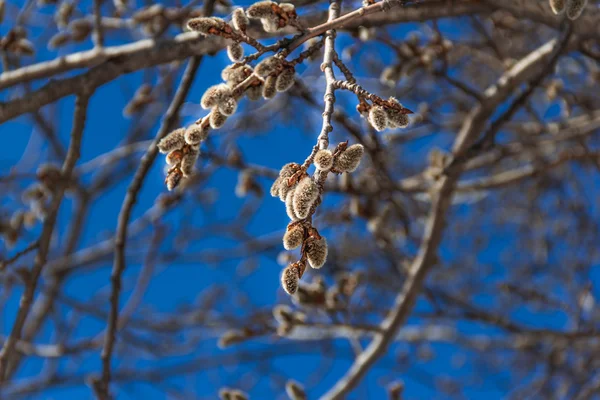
<box><xmin>283</xmin><ymin>223</ymin><xmax>304</xmax><ymax>250</ymax></box>
<box><xmin>222</xmin><ymin>64</ymin><xmax>253</xmax><ymax>86</ymax></box>
<box><xmin>255</xmin><ymin>56</ymin><xmax>282</xmax><ymax>77</ymax></box>
<box><xmin>201</xmin><ymin>84</ymin><xmax>232</xmax><ymax>109</ymax></box>
<box><xmin>285</xmin><ymin>190</ymin><xmax>300</xmax><ymax>221</ymax></box>
<box><xmin>209</xmin><ymin>109</ymin><xmax>228</xmax><ymax>129</ymax></box>
<box><xmin>246</xmin><ymin>1</ymin><xmax>276</xmax><ymax>19</ymax></box>
<box><xmin>313</xmin><ymin>149</ymin><xmax>333</xmax><ymax>171</ymax></box>
<box><xmin>275</xmin><ymin>68</ymin><xmax>295</xmax><ymax>92</ymax></box>
<box><xmin>549</xmin><ymin>0</ymin><xmax>566</xmax><ymax>14</ymax></box>
<box><xmin>180</xmin><ymin>148</ymin><xmax>199</xmax><ymax>177</ymax></box>
<box><xmin>281</xmin><ymin>263</ymin><xmax>301</xmax><ymax>295</ymax></box>
<box><xmin>566</xmin><ymin>0</ymin><xmax>587</xmax><ymax>20</ymax></box>
<box><xmin>334</xmin><ymin>144</ymin><xmax>364</xmax><ymax>173</ymax></box>
<box><xmin>306</xmin><ymin>237</ymin><xmax>327</xmax><ymax>269</ymax></box>
<box><xmin>184</xmin><ymin>124</ymin><xmax>209</xmax><ymax>145</ymax></box>
<box><xmin>285</xmin><ymin>380</ymin><xmax>307</xmax><ymax>400</ymax></box>
<box><xmin>157</xmin><ymin>128</ymin><xmax>185</xmax><ymax>153</ymax></box>
<box><xmin>293</xmin><ymin>177</ymin><xmax>319</xmax><ymax>219</ymax></box>
<box><xmin>386</xmin><ymin>97</ymin><xmax>410</xmax><ymax>128</ymax></box>
<box><xmin>368</xmin><ymin>105</ymin><xmax>389</xmax><ymax>131</ymax></box>
<box><xmin>219</xmin><ymin>96</ymin><xmax>238</xmax><ymax>116</ymax></box>
<box><xmin>262</xmin><ymin>75</ymin><xmax>277</xmax><ymax>99</ymax></box>
<box><xmin>227</xmin><ymin>42</ymin><xmax>244</xmax><ymax>62</ymax></box>
<box><xmin>231</xmin><ymin>7</ymin><xmax>248</xmax><ymax>31</ymax></box>
<box><xmin>187</xmin><ymin>16</ymin><xmax>225</xmax><ymax>34</ymax></box>
<box><xmin>166</xmin><ymin>149</ymin><xmax>183</xmax><ymax>166</ymax></box>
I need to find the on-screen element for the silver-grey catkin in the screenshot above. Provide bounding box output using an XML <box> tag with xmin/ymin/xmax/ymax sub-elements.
<box><xmin>246</xmin><ymin>83</ymin><xmax>263</xmax><ymax>101</ymax></box>
<box><xmin>285</xmin><ymin>380</ymin><xmax>307</xmax><ymax>400</ymax></box>
<box><xmin>231</xmin><ymin>7</ymin><xmax>249</xmax><ymax>31</ymax></box>
<box><xmin>165</xmin><ymin>168</ymin><xmax>183</xmax><ymax>191</ymax></box>
<box><xmin>48</xmin><ymin>32</ymin><xmax>71</xmax><ymax>49</ymax></box>
<box><xmin>313</xmin><ymin>149</ymin><xmax>333</xmax><ymax>171</ymax></box>
<box><xmin>157</xmin><ymin>128</ymin><xmax>185</xmax><ymax>153</ymax></box>
<box><xmin>187</xmin><ymin>16</ymin><xmax>225</xmax><ymax>34</ymax></box>
<box><xmin>549</xmin><ymin>0</ymin><xmax>566</xmax><ymax>14</ymax></box>
<box><xmin>275</xmin><ymin>68</ymin><xmax>295</xmax><ymax>92</ymax></box>
<box><xmin>277</xmin><ymin>163</ymin><xmax>300</xmax><ymax>201</ymax></box>
<box><xmin>281</xmin><ymin>263</ymin><xmax>300</xmax><ymax>295</ymax></box>
<box><xmin>283</xmin><ymin>223</ymin><xmax>304</xmax><ymax>250</ymax></box>
<box><xmin>334</xmin><ymin>144</ymin><xmax>365</xmax><ymax>173</ymax></box>
<box><xmin>566</xmin><ymin>0</ymin><xmax>587</xmax><ymax>20</ymax></box>
<box><xmin>262</xmin><ymin>75</ymin><xmax>277</xmax><ymax>99</ymax></box>
<box><xmin>306</xmin><ymin>237</ymin><xmax>327</xmax><ymax>269</ymax></box>
<box><xmin>246</xmin><ymin>1</ymin><xmax>275</xmax><ymax>19</ymax></box>
<box><xmin>184</xmin><ymin>124</ymin><xmax>209</xmax><ymax>145</ymax></box>
<box><xmin>261</xmin><ymin>17</ymin><xmax>280</xmax><ymax>33</ymax></box>
<box><xmin>368</xmin><ymin>105</ymin><xmax>389</xmax><ymax>131</ymax></box>
<box><xmin>209</xmin><ymin>109</ymin><xmax>228</xmax><ymax>129</ymax></box>
<box><xmin>293</xmin><ymin>177</ymin><xmax>319</xmax><ymax>219</ymax></box>
<box><xmin>219</xmin><ymin>96</ymin><xmax>238</xmax><ymax>116</ymax></box>
<box><xmin>180</xmin><ymin>148</ymin><xmax>199</xmax><ymax>177</ymax></box>
<box><xmin>255</xmin><ymin>56</ymin><xmax>281</xmax><ymax>77</ymax></box>
<box><xmin>227</xmin><ymin>42</ymin><xmax>244</xmax><ymax>62</ymax></box>
<box><xmin>270</xmin><ymin>176</ymin><xmax>282</xmax><ymax>197</ymax></box>
<box><xmin>222</xmin><ymin>64</ymin><xmax>253</xmax><ymax>86</ymax></box>
<box><xmin>285</xmin><ymin>189</ymin><xmax>300</xmax><ymax>221</ymax></box>
<box><xmin>279</xmin><ymin>3</ymin><xmax>296</xmax><ymax>13</ymax></box>
<box><xmin>201</xmin><ymin>84</ymin><xmax>232</xmax><ymax>109</ymax></box>
<box><xmin>386</xmin><ymin>97</ymin><xmax>410</xmax><ymax>128</ymax></box>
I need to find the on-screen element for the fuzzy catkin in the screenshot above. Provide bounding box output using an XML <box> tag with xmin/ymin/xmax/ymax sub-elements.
<box><xmin>201</xmin><ymin>84</ymin><xmax>231</xmax><ymax>109</ymax></box>
<box><xmin>246</xmin><ymin>84</ymin><xmax>263</xmax><ymax>101</ymax></box>
<box><xmin>209</xmin><ymin>109</ymin><xmax>228</xmax><ymax>129</ymax></box>
<box><xmin>262</xmin><ymin>75</ymin><xmax>277</xmax><ymax>99</ymax></box>
<box><xmin>219</xmin><ymin>97</ymin><xmax>238</xmax><ymax>116</ymax></box>
<box><xmin>165</xmin><ymin>169</ymin><xmax>183</xmax><ymax>191</ymax></box>
<box><xmin>187</xmin><ymin>16</ymin><xmax>225</xmax><ymax>34</ymax></box>
<box><xmin>283</xmin><ymin>223</ymin><xmax>304</xmax><ymax>250</ymax></box>
<box><xmin>231</xmin><ymin>7</ymin><xmax>248</xmax><ymax>31</ymax></box>
<box><xmin>275</xmin><ymin>68</ymin><xmax>295</xmax><ymax>92</ymax></box>
<box><xmin>285</xmin><ymin>380</ymin><xmax>307</xmax><ymax>400</ymax></box>
<box><xmin>285</xmin><ymin>190</ymin><xmax>299</xmax><ymax>221</ymax></box>
<box><xmin>306</xmin><ymin>237</ymin><xmax>327</xmax><ymax>269</ymax></box>
<box><xmin>270</xmin><ymin>176</ymin><xmax>282</xmax><ymax>197</ymax></box>
<box><xmin>255</xmin><ymin>56</ymin><xmax>281</xmax><ymax>77</ymax></box>
<box><xmin>293</xmin><ymin>177</ymin><xmax>319</xmax><ymax>219</ymax></box>
<box><xmin>246</xmin><ymin>1</ymin><xmax>275</xmax><ymax>19</ymax></box>
<box><xmin>313</xmin><ymin>149</ymin><xmax>333</xmax><ymax>171</ymax></box>
<box><xmin>368</xmin><ymin>105</ymin><xmax>389</xmax><ymax>131</ymax></box>
<box><xmin>386</xmin><ymin>97</ymin><xmax>410</xmax><ymax>128</ymax></box>
<box><xmin>222</xmin><ymin>64</ymin><xmax>252</xmax><ymax>86</ymax></box>
<box><xmin>566</xmin><ymin>0</ymin><xmax>587</xmax><ymax>19</ymax></box>
<box><xmin>180</xmin><ymin>148</ymin><xmax>199</xmax><ymax>177</ymax></box>
<box><xmin>281</xmin><ymin>263</ymin><xmax>301</xmax><ymax>295</ymax></box>
<box><xmin>261</xmin><ymin>17</ymin><xmax>280</xmax><ymax>33</ymax></box>
<box><xmin>157</xmin><ymin>128</ymin><xmax>185</xmax><ymax>153</ymax></box>
<box><xmin>227</xmin><ymin>42</ymin><xmax>244</xmax><ymax>62</ymax></box>
<box><xmin>549</xmin><ymin>0</ymin><xmax>566</xmax><ymax>14</ymax></box>
<box><xmin>184</xmin><ymin>124</ymin><xmax>209</xmax><ymax>145</ymax></box>
<box><xmin>334</xmin><ymin>144</ymin><xmax>365</xmax><ymax>173</ymax></box>
<box><xmin>277</xmin><ymin>163</ymin><xmax>300</xmax><ymax>201</ymax></box>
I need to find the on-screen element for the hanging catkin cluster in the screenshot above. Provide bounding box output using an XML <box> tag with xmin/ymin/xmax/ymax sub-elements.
<box><xmin>549</xmin><ymin>0</ymin><xmax>588</xmax><ymax>19</ymax></box>
<box><xmin>158</xmin><ymin>3</ymin><xmax>309</xmax><ymax>190</ymax></box>
<box><xmin>271</xmin><ymin>142</ymin><xmax>365</xmax><ymax>294</ymax></box>
<box><xmin>367</xmin><ymin>97</ymin><xmax>410</xmax><ymax>131</ymax></box>
<box><xmin>246</xmin><ymin>1</ymin><xmax>298</xmax><ymax>32</ymax></box>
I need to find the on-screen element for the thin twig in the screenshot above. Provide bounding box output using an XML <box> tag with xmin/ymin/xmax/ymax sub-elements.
<box><xmin>0</xmin><ymin>91</ymin><xmax>91</xmax><ymax>382</ymax></box>
<box><xmin>97</xmin><ymin>56</ymin><xmax>202</xmax><ymax>399</ymax></box>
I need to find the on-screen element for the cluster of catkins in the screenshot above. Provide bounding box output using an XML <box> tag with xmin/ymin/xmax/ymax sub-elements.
<box><xmin>159</xmin><ymin>7</ymin><xmax>301</xmax><ymax>191</ymax></box>
<box><xmin>271</xmin><ymin>143</ymin><xmax>365</xmax><ymax>294</ymax></box>
<box><xmin>246</xmin><ymin>1</ymin><xmax>298</xmax><ymax>32</ymax></box>
<box><xmin>366</xmin><ymin>97</ymin><xmax>410</xmax><ymax>131</ymax></box>
<box><xmin>550</xmin><ymin>0</ymin><xmax>588</xmax><ymax>19</ymax></box>
<box><xmin>157</xmin><ymin>124</ymin><xmax>207</xmax><ymax>190</ymax></box>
